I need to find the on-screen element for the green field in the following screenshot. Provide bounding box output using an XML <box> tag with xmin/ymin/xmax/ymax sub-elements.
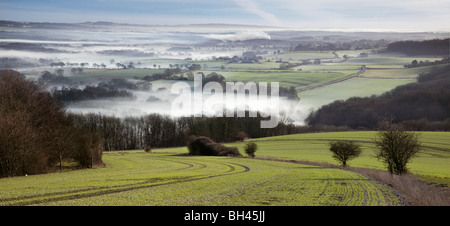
<box><xmin>293</xmin><ymin>57</ymin><xmax>444</xmax><ymax>113</ymax></box>
<box><xmin>153</xmin><ymin>131</ymin><xmax>450</xmax><ymax>185</ymax></box>
<box><xmin>1</xmin><ymin>131</ymin><xmax>447</xmax><ymax>206</ymax></box>
<box><xmin>237</xmin><ymin>131</ymin><xmax>450</xmax><ymax>185</ymax></box>
<box><xmin>0</xmin><ymin>150</ymin><xmax>400</xmax><ymax>206</ymax></box>
<box><xmin>224</xmin><ymin>62</ymin><xmax>281</xmax><ymax>70</ymax></box>
<box><xmin>344</xmin><ymin>57</ymin><xmax>442</xmax><ymax>66</ymax></box>
<box><xmin>295</xmin><ymin>63</ymin><xmax>362</xmax><ymax>72</ymax></box>
<box><xmin>151</xmin><ymin>131</ymin><xmax>450</xmax><ymax>185</ymax></box>
<box><xmin>298</xmin><ymin>77</ymin><xmax>416</xmax><ymax>111</ymax></box>
<box><xmin>218</xmin><ymin>70</ymin><xmax>357</xmax><ymax>89</ymax></box>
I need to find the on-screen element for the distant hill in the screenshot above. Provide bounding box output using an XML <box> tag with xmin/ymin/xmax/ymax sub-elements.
<box><xmin>0</xmin><ymin>20</ymin><xmax>278</xmax><ymax>31</ymax></box>
<box><xmin>386</xmin><ymin>38</ymin><xmax>450</xmax><ymax>56</ymax></box>
<box><xmin>306</xmin><ymin>65</ymin><xmax>450</xmax><ymax>130</ymax></box>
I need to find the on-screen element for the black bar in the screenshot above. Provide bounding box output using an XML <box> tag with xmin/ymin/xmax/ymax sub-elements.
<box><xmin>1</xmin><ymin>206</ymin><xmax>447</xmax><ymax>225</ymax></box>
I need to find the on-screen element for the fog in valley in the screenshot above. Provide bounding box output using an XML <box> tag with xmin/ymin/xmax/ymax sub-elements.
<box><xmin>1</xmin><ymin>21</ymin><xmax>448</xmax><ymax>125</ymax></box>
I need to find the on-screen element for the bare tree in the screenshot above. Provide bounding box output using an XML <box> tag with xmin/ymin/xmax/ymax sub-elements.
<box><xmin>374</xmin><ymin>116</ymin><xmax>422</xmax><ymax>174</ymax></box>
<box><xmin>0</xmin><ymin>70</ymin><xmax>103</xmax><ymax>177</ymax></box>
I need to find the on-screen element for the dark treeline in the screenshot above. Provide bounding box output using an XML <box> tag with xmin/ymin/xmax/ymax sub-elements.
<box><xmin>39</xmin><ymin>70</ymin><xmax>72</xmax><ymax>85</ymax></box>
<box><xmin>145</xmin><ymin>71</ymin><xmax>299</xmax><ymax>100</ymax></box>
<box><xmin>306</xmin><ymin>65</ymin><xmax>450</xmax><ymax>130</ymax></box>
<box><xmin>71</xmin><ymin>112</ymin><xmax>300</xmax><ymax>151</ymax></box>
<box><xmin>294</xmin><ymin>39</ymin><xmax>390</xmax><ymax>51</ymax></box>
<box><xmin>142</xmin><ymin>64</ymin><xmax>201</xmax><ymax>81</ymax></box>
<box><xmin>50</xmin><ymin>78</ymin><xmax>150</xmax><ymax>102</ymax></box>
<box><xmin>51</xmin><ymin>85</ymin><xmax>134</xmax><ymax>102</ymax></box>
<box><xmin>403</xmin><ymin>57</ymin><xmax>449</xmax><ymax>68</ymax></box>
<box><xmin>0</xmin><ymin>70</ymin><xmax>103</xmax><ymax>178</ymax></box>
<box><xmin>386</xmin><ymin>38</ymin><xmax>449</xmax><ymax>56</ymax></box>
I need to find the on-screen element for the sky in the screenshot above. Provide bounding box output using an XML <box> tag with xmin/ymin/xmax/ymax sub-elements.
<box><xmin>1</xmin><ymin>0</ymin><xmax>450</xmax><ymax>31</ymax></box>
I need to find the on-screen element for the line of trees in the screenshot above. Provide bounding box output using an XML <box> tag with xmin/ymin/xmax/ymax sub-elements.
<box><xmin>142</xmin><ymin>64</ymin><xmax>202</xmax><ymax>81</ymax></box>
<box><xmin>0</xmin><ymin>70</ymin><xmax>103</xmax><ymax>178</ymax></box>
<box><xmin>70</xmin><ymin>112</ymin><xmax>300</xmax><ymax>152</ymax></box>
<box><xmin>50</xmin><ymin>78</ymin><xmax>145</xmax><ymax>102</ymax></box>
<box><xmin>51</xmin><ymin>85</ymin><xmax>134</xmax><ymax>102</ymax></box>
<box><xmin>404</xmin><ymin>57</ymin><xmax>449</xmax><ymax>68</ymax></box>
<box><xmin>293</xmin><ymin>39</ymin><xmax>390</xmax><ymax>52</ymax></box>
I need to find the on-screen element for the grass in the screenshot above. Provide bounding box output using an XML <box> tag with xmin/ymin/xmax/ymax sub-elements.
<box><xmin>144</xmin><ymin>131</ymin><xmax>450</xmax><ymax>205</ymax></box>
<box><xmin>361</xmin><ymin>65</ymin><xmax>444</xmax><ymax>79</ymax></box>
<box><xmin>230</xmin><ymin>131</ymin><xmax>450</xmax><ymax>205</ymax></box>
<box><xmin>297</xmin><ymin>77</ymin><xmax>416</xmax><ymax>113</ymax></box>
<box><xmin>294</xmin><ymin>57</ymin><xmax>441</xmax><ymax>119</ymax></box>
<box><xmin>224</xmin><ymin>62</ymin><xmax>281</xmax><ymax>70</ymax></box>
<box><xmin>216</xmin><ymin>70</ymin><xmax>354</xmax><ymax>89</ymax></box>
<box><xmin>261</xmin><ymin>51</ymin><xmax>336</xmax><ymax>61</ymax></box>
<box><xmin>295</xmin><ymin>63</ymin><xmax>362</xmax><ymax>72</ymax></box>
<box><xmin>0</xmin><ymin>150</ymin><xmax>400</xmax><ymax>206</ymax></box>
<box><xmin>229</xmin><ymin>131</ymin><xmax>450</xmax><ymax>185</ymax></box>
<box><xmin>0</xmin><ymin>131</ymin><xmax>447</xmax><ymax>206</ymax></box>
<box><xmin>345</xmin><ymin>57</ymin><xmax>443</xmax><ymax>65</ymax></box>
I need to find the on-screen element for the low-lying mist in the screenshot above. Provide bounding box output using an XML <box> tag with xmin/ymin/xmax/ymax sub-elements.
<box><xmin>65</xmin><ymin>87</ymin><xmax>306</xmax><ymax>125</ymax></box>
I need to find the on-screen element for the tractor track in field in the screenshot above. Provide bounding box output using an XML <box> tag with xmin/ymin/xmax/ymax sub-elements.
<box><xmin>255</xmin><ymin>156</ymin><xmax>409</xmax><ymax>206</ymax></box>
<box><xmin>0</xmin><ymin>157</ymin><xmax>250</xmax><ymax>206</ymax></box>
<box><xmin>1</xmin><ymin>154</ymin><xmax>406</xmax><ymax>206</ymax></box>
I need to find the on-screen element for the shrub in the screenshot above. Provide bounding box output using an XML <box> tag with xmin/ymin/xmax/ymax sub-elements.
<box><xmin>244</xmin><ymin>142</ymin><xmax>257</xmax><ymax>158</ymax></box>
<box><xmin>145</xmin><ymin>145</ymin><xmax>152</xmax><ymax>153</ymax></box>
<box><xmin>186</xmin><ymin>135</ymin><xmax>198</xmax><ymax>154</ymax></box>
<box><xmin>187</xmin><ymin>136</ymin><xmax>242</xmax><ymax>157</ymax></box>
<box><xmin>329</xmin><ymin>140</ymin><xmax>362</xmax><ymax>167</ymax></box>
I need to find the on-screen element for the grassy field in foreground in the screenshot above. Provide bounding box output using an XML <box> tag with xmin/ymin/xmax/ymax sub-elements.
<box><xmin>0</xmin><ymin>151</ymin><xmax>400</xmax><ymax>206</ymax></box>
<box><xmin>151</xmin><ymin>131</ymin><xmax>450</xmax><ymax>186</ymax></box>
<box><xmin>233</xmin><ymin>131</ymin><xmax>450</xmax><ymax>185</ymax></box>
<box><xmin>1</xmin><ymin>131</ymin><xmax>447</xmax><ymax>206</ymax></box>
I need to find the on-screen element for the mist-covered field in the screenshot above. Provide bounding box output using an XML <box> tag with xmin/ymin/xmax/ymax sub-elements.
<box><xmin>1</xmin><ymin>21</ymin><xmax>448</xmax><ymax>124</ymax></box>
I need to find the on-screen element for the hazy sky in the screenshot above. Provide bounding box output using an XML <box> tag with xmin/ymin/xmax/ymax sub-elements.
<box><xmin>1</xmin><ymin>0</ymin><xmax>449</xmax><ymax>30</ymax></box>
